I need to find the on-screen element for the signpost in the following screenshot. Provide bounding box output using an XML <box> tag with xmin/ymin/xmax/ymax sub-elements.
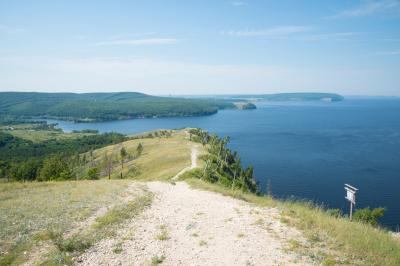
<box><xmin>345</xmin><ymin>184</ymin><xmax>358</xmax><ymax>220</ymax></box>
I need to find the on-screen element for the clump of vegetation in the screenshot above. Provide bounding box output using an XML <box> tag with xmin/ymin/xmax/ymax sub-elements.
<box><xmin>38</xmin><ymin>154</ymin><xmax>73</xmax><ymax>181</ymax></box>
<box><xmin>199</xmin><ymin>240</ymin><xmax>207</xmax><ymax>246</ymax></box>
<box><xmin>0</xmin><ymin>129</ymin><xmax>127</xmax><ymax>182</ymax></box>
<box><xmin>86</xmin><ymin>167</ymin><xmax>100</xmax><ymax>180</ymax></box>
<box><xmin>188</xmin><ymin>128</ymin><xmax>258</xmax><ymax>193</ymax></box>
<box><xmin>151</xmin><ymin>255</ymin><xmax>165</xmax><ymax>265</ymax></box>
<box><xmin>156</xmin><ymin>225</ymin><xmax>169</xmax><ymax>241</ymax></box>
<box><xmin>237</xmin><ymin>233</ymin><xmax>245</xmax><ymax>238</ymax></box>
<box><xmin>112</xmin><ymin>243</ymin><xmax>123</xmax><ymax>254</ymax></box>
<box><xmin>353</xmin><ymin>207</ymin><xmax>386</xmax><ymax>227</ymax></box>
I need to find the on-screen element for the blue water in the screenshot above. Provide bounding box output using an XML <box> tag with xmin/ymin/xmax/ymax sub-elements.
<box><xmin>49</xmin><ymin>98</ymin><xmax>400</xmax><ymax>230</ymax></box>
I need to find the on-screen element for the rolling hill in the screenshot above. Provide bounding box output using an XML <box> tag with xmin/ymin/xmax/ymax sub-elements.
<box><xmin>0</xmin><ymin>92</ymin><xmax>234</xmax><ymax>122</ymax></box>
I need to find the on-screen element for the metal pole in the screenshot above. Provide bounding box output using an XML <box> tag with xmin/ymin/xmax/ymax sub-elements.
<box><xmin>350</xmin><ymin>201</ymin><xmax>353</xmax><ymax>221</ymax></box>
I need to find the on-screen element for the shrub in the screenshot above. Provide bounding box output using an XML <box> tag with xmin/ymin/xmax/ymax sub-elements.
<box><xmin>353</xmin><ymin>207</ymin><xmax>386</xmax><ymax>226</ymax></box>
<box><xmin>87</xmin><ymin>167</ymin><xmax>100</xmax><ymax>180</ymax></box>
<box><xmin>38</xmin><ymin>154</ymin><xmax>73</xmax><ymax>181</ymax></box>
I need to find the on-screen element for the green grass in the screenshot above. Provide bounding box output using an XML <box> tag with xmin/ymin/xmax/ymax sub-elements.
<box><xmin>156</xmin><ymin>225</ymin><xmax>170</xmax><ymax>241</ymax></box>
<box><xmin>6</xmin><ymin>129</ymin><xmax>93</xmax><ymax>142</ymax></box>
<box><xmin>0</xmin><ymin>179</ymin><xmax>132</xmax><ymax>265</ymax></box>
<box><xmin>184</xmin><ymin>176</ymin><xmax>400</xmax><ymax>266</ymax></box>
<box><xmin>41</xmin><ymin>192</ymin><xmax>153</xmax><ymax>265</ymax></box>
<box><xmin>0</xmin><ymin>123</ymin><xmax>94</xmax><ymax>142</ymax></box>
<box><xmin>84</xmin><ymin>129</ymin><xmax>205</xmax><ymax>181</ymax></box>
<box><xmin>151</xmin><ymin>255</ymin><xmax>166</xmax><ymax>265</ymax></box>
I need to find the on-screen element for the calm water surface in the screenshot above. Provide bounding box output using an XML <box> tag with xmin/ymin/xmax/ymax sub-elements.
<box><xmin>49</xmin><ymin>98</ymin><xmax>400</xmax><ymax>230</ymax></box>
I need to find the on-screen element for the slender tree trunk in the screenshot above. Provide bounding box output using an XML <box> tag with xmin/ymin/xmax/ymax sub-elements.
<box><xmin>120</xmin><ymin>160</ymin><xmax>124</xmax><ymax>179</ymax></box>
<box><xmin>231</xmin><ymin>170</ymin><xmax>237</xmax><ymax>190</ymax></box>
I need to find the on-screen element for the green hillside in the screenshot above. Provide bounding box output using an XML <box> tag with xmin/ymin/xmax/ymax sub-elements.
<box><xmin>0</xmin><ymin>92</ymin><xmax>234</xmax><ymax>122</ymax></box>
<box><xmin>220</xmin><ymin>92</ymin><xmax>344</xmax><ymax>102</ymax></box>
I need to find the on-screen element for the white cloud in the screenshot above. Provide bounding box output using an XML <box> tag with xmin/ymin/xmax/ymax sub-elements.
<box><xmin>223</xmin><ymin>26</ymin><xmax>312</xmax><ymax>38</ymax></box>
<box><xmin>233</xmin><ymin>1</ymin><xmax>247</xmax><ymax>6</ymax></box>
<box><xmin>329</xmin><ymin>0</ymin><xmax>399</xmax><ymax>18</ymax></box>
<box><xmin>93</xmin><ymin>38</ymin><xmax>178</xmax><ymax>46</ymax></box>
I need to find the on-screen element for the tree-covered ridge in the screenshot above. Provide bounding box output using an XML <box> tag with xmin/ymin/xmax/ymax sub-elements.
<box><xmin>0</xmin><ymin>92</ymin><xmax>235</xmax><ymax>122</ymax></box>
<box><xmin>0</xmin><ymin>130</ymin><xmax>128</xmax><ymax>181</ymax></box>
<box><xmin>220</xmin><ymin>92</ymin><xmax>344</xmax><ymax>102</ymax></box>
<box><xmin>188</xmin><ymin>128</ymin><xmax>259</xmax><ymax>193</ymax></box>
<box><xmin>261</xmin><ymin>92</ymin><xmax>344</xmax><ymax>101</ymax></box>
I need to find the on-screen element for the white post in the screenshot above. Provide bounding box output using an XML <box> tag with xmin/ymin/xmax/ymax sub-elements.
<box><xmin>345</xmin><ymin>184</ymin><xmax>358</xmax><ymax>221</ymax></box>
<box><xmin>349</xmin><ymin>201</ymin><xmax>353</xmax><ymax>221</ymax></box>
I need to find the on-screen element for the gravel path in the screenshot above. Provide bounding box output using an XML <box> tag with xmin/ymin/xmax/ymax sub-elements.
<box><xmin>172</xmin><ymin>146</ymin><xmax>198</xmax><ymax>181</ymax></box>
<box><xmin>78</xmin><ymin>181</ymin><xmax>313</xmax><ymax>265</ymax></box>
<box><xmin>78</xmin><ymin>145</ymin><xmax>313</xmax><ymax>265</ymax></box>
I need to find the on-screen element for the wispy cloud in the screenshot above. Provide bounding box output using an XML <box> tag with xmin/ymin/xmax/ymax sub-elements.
<box><xmin>232</xmin><ymin>1</ymin><xmax>247</xmax><ymax>6</ymax></box>
<box><xmin>223</xmin><ymin>26</ymin><xmax>359</xmax><ymax>41</ymax></box>
<box><xmin>294</xmin><ymin>32</ymin><xmax>361</xmax><ymax>41</ymax></box>
<box><xmin>93</xmin><ymin>38</ymin><xmax>178</xmax><ymax>46</ymax></box>
<box><xmin>223</xmin><ymin>26</ymin><xmax>312</xmax><ymax>38</ymax></box>
<box><xmin>329</xmin><ymin>0</ymin><xmax>399</xmax><ymax>18</ymax></box>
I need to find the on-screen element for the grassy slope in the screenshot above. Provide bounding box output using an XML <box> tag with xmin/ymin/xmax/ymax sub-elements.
<box><xmin>0</xmin><ymin>180</ymin><xmax>132</xmax><ymax>264</ymax></box>
<box><xmin>0</xmin><ymin>124</ymin><xmax>94</xmax><ymax>142</ymax></box>
<box><xmin>84</xmin><ymin>129</ymin><xmax>206</xmax><ymax>180</ymax></box>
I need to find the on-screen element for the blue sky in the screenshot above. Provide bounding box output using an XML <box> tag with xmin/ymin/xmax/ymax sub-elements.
<box><xmin>1</xmin><ymin>0</ymin><xmax>399</xmax><ymax>95</ymax></box>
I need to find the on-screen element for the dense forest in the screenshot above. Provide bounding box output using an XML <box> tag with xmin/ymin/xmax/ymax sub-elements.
<box><xmin>0</xmin><ymin>130</ymin><xmax>127</xmax><ymax>181</ymax></box>
<box><xmin>0</xmin><ymin>92</ymin><xmax>235</xmax><ymax>122</ymax></box>
<box><xmin>220</xmin><ymin>92</ymin><xmax>344</xmax><ymax>102</ymax></box>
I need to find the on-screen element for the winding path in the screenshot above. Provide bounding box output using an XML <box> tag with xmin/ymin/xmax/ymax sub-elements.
<box><xmin>172</xmin><ymin>146</ymin><xmax>198</xmax><ymax>181</ymax></box>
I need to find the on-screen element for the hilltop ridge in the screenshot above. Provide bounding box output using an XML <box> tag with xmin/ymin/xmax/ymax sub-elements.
<box><xmin>0</xmin><ymin>92</ymin><xmax>234</xmax><ymax>122</ymax></box>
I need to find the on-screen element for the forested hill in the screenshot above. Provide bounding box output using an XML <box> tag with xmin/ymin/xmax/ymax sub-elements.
<box><xmin>261</xmin><ymin>92</ymin><xmax>344</xmax><ymax>101</ymax></box>
<box><xmin>0</xmin><ymin>92</ymin><xmax>234</xmax><ymax>122</ymax></box>
<box><xmin>220</xmin><ymin>92</ymin><xmax>344</xmax><ymax>102</ymax></box>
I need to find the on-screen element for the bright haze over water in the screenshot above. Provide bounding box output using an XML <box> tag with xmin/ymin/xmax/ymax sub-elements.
<box><xmin>49</xmin><ymin>97</ymin><xmax>400</xmax><ymax>230</ymax></box>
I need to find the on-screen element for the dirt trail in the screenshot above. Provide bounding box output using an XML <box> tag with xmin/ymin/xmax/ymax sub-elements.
<box><xmin>172</xmin><ymin>145</ymin><xmax>198</xmax><ymax>181</ymax></box>
<box><xmin>78</xmin><ymin>180</ymin><xmax>313</xmax><ymax>265</ymax></box>
<box><xmin>76</xmin><ymin>144</ymin><xmax>314</xmax><ymax>265</ymax></box>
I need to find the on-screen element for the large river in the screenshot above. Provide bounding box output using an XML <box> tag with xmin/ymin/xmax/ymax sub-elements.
<box><xmin>48</xmin><ymin>98</ymin><xmax>400</xmax><ymax>230</ymax></box>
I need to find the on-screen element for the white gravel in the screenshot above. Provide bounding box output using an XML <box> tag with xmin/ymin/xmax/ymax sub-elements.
<box><xmin>78</xmin><ymin>181</ymin><xmax>313</xmax><ymax>265</ymax></box>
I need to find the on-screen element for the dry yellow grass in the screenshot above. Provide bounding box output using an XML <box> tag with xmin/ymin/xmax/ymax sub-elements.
<box><xmin>0</xmin><ymin>180</ymin><xmax>131</xmax><ymax>264</ymax></box>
